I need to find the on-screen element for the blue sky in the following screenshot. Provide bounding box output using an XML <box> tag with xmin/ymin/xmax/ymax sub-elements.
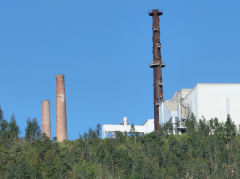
<box><xmin>0</xmin><ymin>0</ymin><xmax>240</xmax><ymax>139</ymax></box>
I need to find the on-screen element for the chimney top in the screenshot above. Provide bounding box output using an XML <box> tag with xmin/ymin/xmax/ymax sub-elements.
<box><xmin>148</xmin><ymin>9</ymin><xmax>163</xmax><ymax>16</ymax></box>
<box><xmin>56</xmin><ymin>74</ymin><xmax>64</xmax><ymax>77</ymax></box>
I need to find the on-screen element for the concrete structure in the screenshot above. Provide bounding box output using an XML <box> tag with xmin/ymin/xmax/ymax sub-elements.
<box><xmin>160</xmin><ymin>83</ymin><xmax>240</xmax><ymax>133</ymax></box>
<box><xmin>42</xmin><ymin>100</ymin><xmax>51</xmax><ymax>138</ymax></box>
<box><xmin>182</xmin><ymin>83</ymin><xmax>240</xmax><ymax>123</ymax></box>
<box><xmin>56</xmin><ymin>74</ymin><xmax>67</xmax><ymax>142</ymax></box>
<box><xmin>102</xmin><ymin>117</ymin><xmax>154</xmax><ymax>138</ymax></box>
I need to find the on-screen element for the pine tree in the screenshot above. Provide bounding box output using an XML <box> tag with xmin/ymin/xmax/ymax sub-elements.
<box><xmin>0</xmin><ymin>107</ymin><xmax>8</xmax><ymax>141</ymax></box>
<box><xmin>0</xmin><ymin>106</ymin><xmax>3</xmax><ymax>122</ymax></box>
<box><xmin>8</xmin><ymin>114</ymin><xmax>20</xmax><ymax>139</ymax></box>
<box><xmin>25</xmin><ymin>118</ymin><xmax>41</xmax><ymax>142</ymax></box>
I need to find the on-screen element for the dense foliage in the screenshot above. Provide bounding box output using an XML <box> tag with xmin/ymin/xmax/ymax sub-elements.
<box><xmin>1</xmin><ymin>107</ymin><xmax>240</xmax><ymax>178</ymax></box>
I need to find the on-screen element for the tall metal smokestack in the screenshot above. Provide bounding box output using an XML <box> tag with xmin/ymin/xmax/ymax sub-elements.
<box><xmin>149</xmin><ymin>9</ymin><xmax>165</xmax><ymax>131</ymax></box>
<box><xmin>56</xmin><ymin>74</ymin><xmax>67</xmax><ymax>142</ymax></box>
<box><xmin>42</xmin><ymin>100</ymin><xmax>51</xmax><ymax>138</ymax></box>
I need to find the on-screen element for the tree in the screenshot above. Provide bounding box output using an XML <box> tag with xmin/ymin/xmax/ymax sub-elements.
<box><xmin>1</xmin><ymin>106</ymin><xmax>240</xmax><ymax>178</ymax></box>
<box><xmin>25</xmin><ymin>118</ymin><xmax>41</xmax><ymax>141</ymax></box>
<box><xmin>185</xmin><ymin>113</ymin><xmax>197</xmax><ymax>135</ymax></box>
<box><xmin>129</xmin><ymin>124</ymin><xmax>137</xmax><ymax>137</ymax></box>
<box><xmin>225</xmin><ymin>115</ymin><xmax>236</xmax><ymax>142</ymax></box>
<box><xmin>8</xmin><ymin>114</ymin><xmax>20</xmax><ymax>139</ymax></box>
<box><xmin>0</xmin><ymin>106</ymin><xmax>3</xmax><ymax>122</ymax></box>
<box><xmin>0</xmin><ymin>107</ymin><xmax>8</xmax><ymax>142</ymax></box>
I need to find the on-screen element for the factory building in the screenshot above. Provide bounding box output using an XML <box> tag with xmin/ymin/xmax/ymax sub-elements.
<box><xmin>102</xmin><ymin>117</ymin><xmax>154</xmax><ymax>138</ymax></box>
<box><xmin>160</xmin><ymin>83</ymin><xmax>240</xmax><ymax>134</ymax></box>
<box><xmin>102</xmin><ymin>83</ymin><xmax>240</xmax><ymax>137</ymax></box>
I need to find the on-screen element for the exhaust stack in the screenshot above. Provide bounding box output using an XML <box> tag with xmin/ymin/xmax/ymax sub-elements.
<box><xmin>42</xmin><ymin>100</ymin><xmax>51</xmax><ymax>138</ymax></box>
<box><xmin>56</xmin><ymin>74</ymin><xmax>67</xmax><ymax>142</ymax></box>
<box><xmin>149</xmin><ymin>9</ymin><xmax>165</xmax><ymax>131</ymax></box>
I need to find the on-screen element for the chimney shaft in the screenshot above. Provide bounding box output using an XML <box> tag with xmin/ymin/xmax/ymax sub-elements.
<box><xmin>42</xmin><ymin>100</ymin><xmax>51</xmax><ymax>138</ymax></box>
<box><xmin>56</xmin><ymin>74</ymin><xmax>67</xmax><ymax>142</ymax></box>
<box><xmin>149</xmin><ymin>9</ymin><xmax>164</xmax><ymax>131</ymax></box>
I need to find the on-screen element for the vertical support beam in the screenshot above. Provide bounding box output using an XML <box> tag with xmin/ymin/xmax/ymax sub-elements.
<box><xmin>56</xmin><ymin>74</ymin><xmax>67</xmax><ymax>142</ymax></box>
<box><xmin>149</xmin><ymin>9</ymin><xmax>164</xmax><ymax>131</ymax></box>
<box><xmin>42</xmin><ymin>100</ymin><xmax>51</xmax><ymax>138</ymax></box>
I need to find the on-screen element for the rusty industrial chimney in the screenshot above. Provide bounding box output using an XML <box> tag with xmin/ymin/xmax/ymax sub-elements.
<box><xmin>56</xmin><ymin>74</ymin><xmax>67</xmax><ymax>142</ymax></box>
<box><xmin>149</xmin><ymin>9</ymin><xmax>165</xmax><ymax>131</ymax></box>
<box><xmin>42</xmin><ymin>100</ymin><xmax>51</xmax><ymax>138</ymax></box>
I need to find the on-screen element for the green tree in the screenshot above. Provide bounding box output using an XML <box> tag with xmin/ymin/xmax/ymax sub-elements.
<box><xmin>0</xmin><ymin>106</ymin><xmax>3</xmax><ymax>122</ymax></box>
<box><xmin>25</xmin><ymin>118</ymin><xmax>41</xmax><ymax>141</ymax></box>
<box><xmin>8</xmin><ymin>114</ymin><xmax>20</xmax><ymax>139</ymax></box>
<box><xmin>225</xmin><ymin>115</ymin><xmax>236</xmax><ymax>142</ymax></box>
<box><xmin>0</xmin><ymin>109</ymin><xmax>8</xmax><ymax>142</ymax></box>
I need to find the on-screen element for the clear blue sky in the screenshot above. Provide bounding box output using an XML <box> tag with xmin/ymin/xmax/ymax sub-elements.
<box><xmin>0</xmin><ymin>0</ymin><xmax>239</xmax><ymax>139</ymax></box>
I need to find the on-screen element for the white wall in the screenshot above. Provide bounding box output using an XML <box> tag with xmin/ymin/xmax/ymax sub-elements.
<box><xmin>183</xmin><ymin>83</ymin><xmax>240</xmax><ymax>125</ymax></box>
<box><xmin>182</xmin><ymin>85</ymin><xmax>199</xmax><ymax>119</ymax></box>
<box><xmin>102</xmin><ymin>119</ymin><xmax>154</xmax><ymax>138</ymax></box>
<box><xmin>159</xmin><ymin>103</ymin><xmax>171</xmax><ymax>125</ymax></box>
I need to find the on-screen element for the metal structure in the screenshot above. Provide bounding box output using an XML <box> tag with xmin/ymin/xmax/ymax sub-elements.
<box><xmin>149</xmin><ymin>9</ymin><xmax>165</xmax><ymax>131</ymax></box>
<box><xmin>56</xmin><ymin>74</ymin><xmax>67</xmax><ymax>142</ymax></box>
<box><xmin>42</xmin><ymin>100</ymin><xmax>51</xmax><ymax>138</ymax></box>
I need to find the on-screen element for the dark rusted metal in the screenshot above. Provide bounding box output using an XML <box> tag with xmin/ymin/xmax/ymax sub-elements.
<box><xmin>149</xmin><ymin>9</ymin><xmax>164</xmax><ymax>131</ymax></box>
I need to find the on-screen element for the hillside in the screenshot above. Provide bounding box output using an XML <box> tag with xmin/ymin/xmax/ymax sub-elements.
<box><xmin>0</xmin><ymin>108</ymin><xmax>239</xmax><ymax>178</ymax></box>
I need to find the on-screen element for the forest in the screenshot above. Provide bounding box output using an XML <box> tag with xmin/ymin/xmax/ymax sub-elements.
<box><xmin>0</xmin><ymin>107</ymin><xmax>240</xmax><ymax>179</ymax></box>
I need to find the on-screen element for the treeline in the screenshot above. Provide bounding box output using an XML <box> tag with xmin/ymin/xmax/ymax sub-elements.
<box><xmin>1</xmin><ymin>108</ymin><xmax>240</xmax><ymax>178</ymax></box>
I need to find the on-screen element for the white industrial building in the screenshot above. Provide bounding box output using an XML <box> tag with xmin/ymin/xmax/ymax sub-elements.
<box><xmin>102</xmin><ymin>117</ymin><xmax>154</xmax><ymax>138</ymax></box>
<box><xmin>102</xmin><ymin>83</ymin><xmax>240</xmax><ymax>137</ymax></box>
<box><xmin>160</xmin><ymin>83</ymin><xmax>240</xmax><ymax>133</ymax></box>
